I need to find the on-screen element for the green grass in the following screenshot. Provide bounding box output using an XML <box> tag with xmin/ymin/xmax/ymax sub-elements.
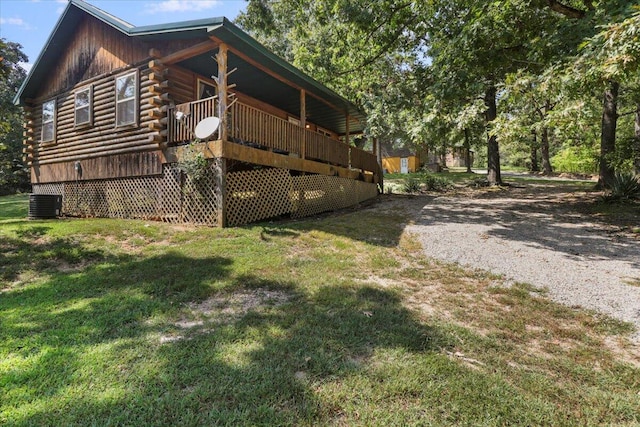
<box><xmin>1</xmin><ymin>192</ymin><xmax>639</xmax><ymax>426</ymax></box>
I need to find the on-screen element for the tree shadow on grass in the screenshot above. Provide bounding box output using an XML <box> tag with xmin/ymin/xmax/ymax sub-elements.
<box><xmin>3</xmin><ymin>268</ymin><xmax>450</xmax><ymax>426</ymax></box>
<box><xmin>0</xmin><ymin>226</ymin><xmax>108</xmax><ymax>283</ymax></box>
<box><xmin>257</xmin><ymin>194</ymin><xmax>421</xmax><ymax>249</ymax></box>
<box><xmin>0</xmin><ymin>251</ymin><xmax>234</xmax><ymax>424</ymax></box>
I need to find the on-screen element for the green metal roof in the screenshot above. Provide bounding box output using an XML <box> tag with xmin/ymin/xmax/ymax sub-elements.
<box><xmin>14</xmin><ymin>0</ymin><xmax>366</xmax><ymax>135</ymax></box>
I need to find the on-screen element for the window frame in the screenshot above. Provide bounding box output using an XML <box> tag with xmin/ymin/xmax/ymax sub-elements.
<box><xmin>316</xmin><ymin>127</ymin><xmax>332</xmax><ymax>138</ymax></box>
<box><xmin>74</xmin><ymin>85</ymin><xmax>93</xmax><ymax>128</ymax></box>
<box><xmin>197</xmin><ymin>78</ymin><xmax>217</xmax><ymax>100</ymax></box>
<box><xmin>115</xmin><ymin>70</ymin><xmax>139</xmax><ymax>128</ymax></box>
<box><xmin>41</xmin><ymin>98</ymin><xmax>56</xmax><ymax>143</ymax></box>
<box><xmin>287</xmin><ymin>116</ymin><xmax>301</xmax><ymax>127</ymax></box>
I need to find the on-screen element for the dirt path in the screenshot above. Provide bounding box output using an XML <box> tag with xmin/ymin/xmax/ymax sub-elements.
<box><xmin>385</xmin><ymin>183</ymin><xmax>640</xmax><ymax>341</ymax></box>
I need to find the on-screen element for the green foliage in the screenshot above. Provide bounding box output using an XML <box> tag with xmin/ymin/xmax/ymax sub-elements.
<box><xmin>602</xmin><ymin>172</ymin><xmax>640</xmax><ymax>202</ymax></box>
<box><xmin>422</xmin><ymin>173</ymin><xmax>452</xmax><ymax>191</ymax></box>
<box><xmin>552</xmin><ymin>145</ymin><xmax>599</xmax><ymax>174</ymax></box>
<box><xmin>402</xmin><ymin>177</ymin><xmax>421</xmax><ymax>193</ymax></box>
<box><xmin>468</xmin><ymin>176</ymin><xmax>491</xmax><ymax>188</ymax></box>
<box><xmin>236</xmin><ymin>1</ymin><xmax>640</xmax><ymax>183</ymax></box>
<box><xmin>0</xmin><ymin>38</ymin><xmax>29</xmax><ymax>195</ymax></box>
<box><xmin>176</xmin><ymin>143</ymin><xmax>209</xmax><ymax>182</ymax></box>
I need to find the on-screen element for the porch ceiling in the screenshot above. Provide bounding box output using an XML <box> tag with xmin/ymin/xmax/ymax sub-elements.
<box><xmin>178</xmin><ymin>50</ymin><xmax>365</xmax><ymax>136</ymax></box>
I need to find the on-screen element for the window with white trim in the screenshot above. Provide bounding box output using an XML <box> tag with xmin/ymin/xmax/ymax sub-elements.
<box><xmin>115</xmin><ymin>71</ymin><xmax>138</xmax><ymax>127</ymax></box>
<box><xmin>42</xmin><ymin>99</ymin><xmax>56</xmax><ymax>142</ymax></box>
<box><xmin>74</xmin><ymin>85</ymin><xmax>92</xmax><ymax>127</ymax></box>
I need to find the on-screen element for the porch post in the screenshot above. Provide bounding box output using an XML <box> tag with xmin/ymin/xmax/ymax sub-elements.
<box><xmin>215</xmin><ymin>157</ymin><xmax>227</xmax><ymax>227</ymax></box>
<box><xmin>300</xmin><ymin>89</ymin><xmax>306</xmax><ymax>159</ymax></box>
<box><xmin>345</xmin><ymin>113</ymin><xmax>350</xmax><ymax>167</ymax></box>
<box><xmin>345</xmin><ymin>113</ymin><xmax>350</xmax><ymax>145</ymax></box>
<box><xmin>216</xmin><ymin>43</ymin><xmax>228</xmax><ymax>141</ymax></box>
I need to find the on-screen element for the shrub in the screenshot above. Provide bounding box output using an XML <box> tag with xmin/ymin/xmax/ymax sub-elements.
<box><xmin>468</xmin><ymin>177</ymin><xmax>490</xmax><ymax>188</ymax></box>
<box><xmin>177</xmin><ymin>142</ymin><xmax>209</xmax><ymax>182</ymax></box>
<box><xmin>551</xmin><ymin>146</ymin><xmax>598</xmax><ymax>174</ymax></box>
<box><xmin>422</xmin><ymin>174</ymin><xmax>451</xmax><ymax>191</ymax></box>
<box><xmin>402</xmin><ymin>178</ymin><xmax>421</xmax><ymax>193</ymax></box>
<box><xmin>602</xmin><ymin>172</ymin><xmax>640</xmax><ymax>202</ymax></box>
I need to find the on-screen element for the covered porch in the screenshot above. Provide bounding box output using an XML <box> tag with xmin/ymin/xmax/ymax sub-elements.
<box><xmin>143</xmin><ymin>19</ymin><xmax>381</xmax><ymax>185</ymax></box>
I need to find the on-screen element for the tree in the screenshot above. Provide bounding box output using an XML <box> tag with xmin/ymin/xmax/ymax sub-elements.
<box><xmin>0</xmin><ymin>39</ymin><xmax>29</xmax><ymax>195</ymax></box>
<box><xmin>551</xmin><ymin>2</ymin><xmax>638</xmax><ymax>186</ymax></box>
<box><xmin>422</xmin><ymin>0</ymin><xmax>575</xmax><ymax>184</ymax></box>
<box><xmin>585</xmin><ymin>6</ymin><xmax>640</xmax><ymax>175</ymax></box>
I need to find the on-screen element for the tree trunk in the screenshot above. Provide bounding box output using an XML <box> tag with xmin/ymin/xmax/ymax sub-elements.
<box><xmin>464</xmin><ymin>127</ymin><xmax>472</xmax><ymax>173</ymax></box>
<box><xmin>541</xmin><ymin>126</ymin><xmax>553</xmax><ymax>175</ymax></box>
<box><xmin>484</xmin><ymin>85</ymin><xmax>501</xmax><ymax>185</ymax></box>
<box><xmin>598</xmin><ymin>80</ymin><xmax>619</xmax><ymax>188</ymax></box>
<box><xmin>634</xmin><ymin>102</ymin><xmax>640</xmax><ymax>175</ymax></box>
<box><xmin>530</xmin><ymin>130</ymin><xmax>539</xmax><ymax>172</ymax></box>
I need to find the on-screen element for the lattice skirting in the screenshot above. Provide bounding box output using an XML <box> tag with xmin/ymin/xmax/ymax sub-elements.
<box><xmin>32</xmin><ymin>162</ymin><xmax>223</xmax><ymax>226</ymax></box>
<box><xmin>225</xmin><ymin>168</ymin><xmax>378</xmax><ymax>226</ymax></box>
<box><xmin>32</xmin><ymin>163</ymin><xmax>378</xmax><ymax>226</ymax></box>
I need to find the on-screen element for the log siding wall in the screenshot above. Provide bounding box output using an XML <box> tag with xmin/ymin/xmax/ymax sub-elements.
<box><xmin>24</xmin><ymin>13</ymin><xmax>215</xmax><ymax>184</ymax></box>
<box><xmin>27</xmin><ymin>63</ymin><xmax>168</xmax><ymax>183</ymax></box>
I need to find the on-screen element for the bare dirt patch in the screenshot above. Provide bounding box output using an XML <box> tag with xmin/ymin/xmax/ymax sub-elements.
<box><xmin>158</xmin><ymin>289</ymin><xmax>292</xmax><ymax>343</ymax></box>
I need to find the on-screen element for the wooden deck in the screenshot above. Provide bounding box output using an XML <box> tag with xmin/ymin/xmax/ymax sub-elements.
<box><xmin>167</xmin><ymin>97</ymin><xmax>382</xmax><ymax>184</ymax></box>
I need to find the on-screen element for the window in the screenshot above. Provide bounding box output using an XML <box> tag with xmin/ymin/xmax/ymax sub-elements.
<box><xmin>42</xmin><ymin>99</ymin><xmax>56</xmax><ymax>142</ymax></box>
<box><xmin>287</xmin><ymin>116</ymin><xmax>301</xmax><ymax>126</ymax></box>
<box><xmin>115</xmin><ymin>71</ymin><xmax>138</xmax><ymax>127</ymax></box>
<box><xmin>317</xmin><ymin>127</ymin><xmax>332</xmax><ymax>138</ymax></box>
<box><xmin>74</xmin><ymin>86</ymin><xmax>92</xmax><ymax>127</ymax></box>
<box><xmin>197</xmin><ymin>79</ymin><xmax>217</xmax><ymax>100</ymax></box>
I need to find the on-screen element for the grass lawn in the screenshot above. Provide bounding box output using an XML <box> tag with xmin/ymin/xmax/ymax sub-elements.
<box><xmin>1</xmin><ymin>189</ymin><xmax>639</xmax><ymax>426</ymax></box>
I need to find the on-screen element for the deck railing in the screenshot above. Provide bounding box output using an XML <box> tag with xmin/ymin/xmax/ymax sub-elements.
<box><xmin>229</xmin><ymin>102</ymin><xmax>304</xmax><ymax>156</ymax></box>
<box><xmin>305</xmin><ymin>130</ymin><xmax>349</xmax><ymax>167</ymax></box>
<box><xmin>167</xmin><ymin>97</ymin><xmax>219</xmax><ymax>143</ymax></box>
<box><xmin>351</xmin><ymin>146</ymin><xmax>382</xmax><ymax>175</ymax></box>
<box><xmin>167</xmin><ymin>98</ymin><xmax>379</xmax><ymax>175</ymax></box>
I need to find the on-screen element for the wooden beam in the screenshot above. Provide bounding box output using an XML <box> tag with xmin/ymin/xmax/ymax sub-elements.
<box><xmin>160</xmin><ymin>39</ymin><xmax>219</xmax><ymax>65</ymax></box>
<box><xmin>216</xmin><ymin>158</ymin><xmax>227</xmax><ymax>227</ymax></box>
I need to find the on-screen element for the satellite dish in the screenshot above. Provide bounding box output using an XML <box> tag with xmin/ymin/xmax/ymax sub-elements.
<box><xmin>194</xmin><ymin>116</ymin><xmax>220</xmax><ymax>140</ymax></box>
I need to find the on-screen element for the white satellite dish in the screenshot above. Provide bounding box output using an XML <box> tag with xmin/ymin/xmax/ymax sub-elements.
<box><xmin>194</xmin><ymin>116</ymin><xmax>220</xmax><ymax>140</ymax></box>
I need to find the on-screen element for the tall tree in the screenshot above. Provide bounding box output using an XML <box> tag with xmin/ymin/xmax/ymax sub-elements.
<box><xmin>423</xmin><ymin>0</ymin><xmax>571</xmax><ymax>184</ymax></box>
<box><xmin>0</xmin><ymin>39</ymin><xmax>29</xmax><ymax>195</ymax></box>
<box><xmin>598</xmin><ymin>80</ymin><xmax>619</xmax><ymax>186</ymax></box>
<box><xmin>551</xmin><ymin>1</ymin><xmax>638</xmax><ymax>186</ymax></box>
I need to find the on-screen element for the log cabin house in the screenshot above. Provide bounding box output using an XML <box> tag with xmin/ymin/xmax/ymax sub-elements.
<box><xmin>15</xmin><ymin>0</ymin><xmax>382</xmax><ymax>226</ymax></box>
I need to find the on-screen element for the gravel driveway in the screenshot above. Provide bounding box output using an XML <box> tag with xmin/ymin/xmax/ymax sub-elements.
<box><xmin>400</xmin><ymin>183</ymin><xmax>640</xmax><ymax>341</ymax></box>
